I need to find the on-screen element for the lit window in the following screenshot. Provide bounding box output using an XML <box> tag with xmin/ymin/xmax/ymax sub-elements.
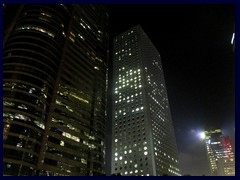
<box><xmin>94</xmin><ymin>66</ymin><xmax>99</xmax><ymax>70</ymax></box>
<box><xmin>69</xmin><ymin>36</ymin><xmax>75</xmax><ymax>42</ymax></box>
<box><xmin>16</xmin><ymin>143</ymin><xmax>22</xmax><ymax>148</ymax></box>
<box><xmin>41</xmin><ymin>12</ymin><xmax>51</xmax><ymax>17</ymax></box>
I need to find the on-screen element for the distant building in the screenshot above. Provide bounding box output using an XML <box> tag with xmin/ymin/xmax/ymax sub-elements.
<box><xmin>204</xmin><ymin>129</ymin><xmax>235</xmax><ymax>176</ymax></box>
<box><xmin>111</xmin><ymin>25</ymin><xmax>181</xmax><ymax>176</ymax></box>
<box><xmin>3</xmin><ymin>4</ymin><xmax>109</xmax><ymax>176</ymax></box>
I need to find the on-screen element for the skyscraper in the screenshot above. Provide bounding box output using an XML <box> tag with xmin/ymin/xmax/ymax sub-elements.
<box><xmin>111</xmin><ymin>25</ymin><xmax>181</xmax><ymax>176</ymax></box>
<box><xmin>204</xmin><ymin>129</ymin><xmax>235</xmax><ymax>176</ymax></box>
<box><xmin>3</xmin><ymin>4</ymin><xmax>108</xmax><ymax>176</ymax></box>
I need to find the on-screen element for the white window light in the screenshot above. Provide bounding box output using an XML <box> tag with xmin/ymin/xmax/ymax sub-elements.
<box><xmin>231</xmin><ymin>33</ymin><xmax>235</xmax><ymax>44</ymax></box>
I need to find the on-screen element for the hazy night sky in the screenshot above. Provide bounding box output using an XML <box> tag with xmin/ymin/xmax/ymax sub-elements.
<box><xmin>107</xmin><ymin>4</ymin><xmax>235</xmax><ymax>176</ymax></box>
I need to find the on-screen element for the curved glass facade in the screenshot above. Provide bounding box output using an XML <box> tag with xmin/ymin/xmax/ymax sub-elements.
<box><xmin>3</xmin><ymin>5</ymin><xmax>108</xmax><ymax>176</ymax></box>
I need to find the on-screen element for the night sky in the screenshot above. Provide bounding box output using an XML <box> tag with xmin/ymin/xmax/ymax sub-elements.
<box><xmin>107</xmin><ymin>4</ymin><xmax>235</xmax><ymax>176</ymax></box>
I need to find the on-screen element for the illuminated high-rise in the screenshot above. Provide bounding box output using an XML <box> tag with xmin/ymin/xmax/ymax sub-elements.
<box><xmin>204</xmin><ymin>129</ymin><xmax>235</xmax><ymax>176</ymax></box>
<box><xmin>3</xmin><ymin>4</ymin><xmax>108</xmax><ymax>176</ymax></box>
<box><xmin>111</xmin><ymin>25</ymin><xmax>181</xmax><ymax>176</ymax></box>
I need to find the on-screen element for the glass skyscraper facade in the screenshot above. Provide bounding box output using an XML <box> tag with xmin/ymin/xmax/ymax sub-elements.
<box><xmin>111</xmin><ymin>25</ymin><xmax>180</xmax><ymax>176</ymax></box>
<box><xmin>204</xmin><ymin>129</ymin><xmax>235</xmax><ymax>176</ymax></box>
<box><xmin>3</xmin><ymin>4</ymin><xmax>108</xmax><ymax>176</ymax></box>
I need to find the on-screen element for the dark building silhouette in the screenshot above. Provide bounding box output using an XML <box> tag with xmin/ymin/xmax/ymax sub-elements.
<box><xmin>111</xmin><ymin>25</ymin><xmax>181</xmax><ymax>176</ymax></box>
<box><xmin>3</xmin><ymin>4</ymin><xmax>109</xmax><ymax>176</ymax></box>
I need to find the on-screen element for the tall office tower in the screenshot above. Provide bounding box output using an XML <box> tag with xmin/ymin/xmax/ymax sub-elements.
<box><xmin>3</xmin><ymin>5</ymin><xmax>108</xmax><ymax>176</ymax></box>
<box><xmin>204</xmin><ymin>129</ymin><xmax>235</xmax><ymax>176</ymax></box>
<box><xmin>111</xmin><ymin>25</ymin><xmax>181</xmax><ymax>176</ymax></box>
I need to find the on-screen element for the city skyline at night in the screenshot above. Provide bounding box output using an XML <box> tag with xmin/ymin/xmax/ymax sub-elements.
<box><xmin>3</xmin><ymin>4</ymin><xmax>235</xmax><ymax>176</ymax></box>
<box><xmin>107</xmin><ymin>4</ymin><xmax>235</xmax><ymax>176</ymax></box>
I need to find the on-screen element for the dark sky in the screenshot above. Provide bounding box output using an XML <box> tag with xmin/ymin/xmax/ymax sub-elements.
<box><xmin>107</xmin><ymin>4</ymin><xmax>235</xmax><ymax>176</ymax></box>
